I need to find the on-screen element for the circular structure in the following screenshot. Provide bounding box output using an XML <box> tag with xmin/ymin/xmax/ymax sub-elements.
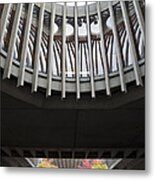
<box><xmin>0</xmin><ymin>1</ymin><xmax>145</xmax><ymax>99</ymax></box>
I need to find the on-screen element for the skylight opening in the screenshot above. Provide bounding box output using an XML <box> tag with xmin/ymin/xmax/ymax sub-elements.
<box><xmin>56</xmin><ymin>2</ymin><xmax>95</xmax><ymax>6</ymax></box>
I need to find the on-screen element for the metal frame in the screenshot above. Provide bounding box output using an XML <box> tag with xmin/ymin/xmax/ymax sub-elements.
<box><xmin>3</xmin><ymin>4</ymin><xmax>23</xmax><ymax>79</ymax></box>
<box><xmin>86</xmin><ymin>2</ymin><xmax>95</xmax><ymax>98</ymax></box>
<box><xmin>97</xmin><ymin>1</ymin><xmax>111</xmax><ymax>95</ymax></box>
<box><xmin>1</xmin><ymin>147</ymin><xmax>144</xmax><ymax>159</ymax></box>
<box><xmin>0</xmin><ymin>4</ymin><xmax>12</xmax><ymax>50</ymax></box>
<box><xmin>61</xmin><ymin>2</ymin><xmax>67</xmax><ymax>98</ymax></box>
<box><xmin>108</xmin><ymin>2</ymin><xmax>127</xmax><ymax>92</ymax></box>
<box><xmin>46</xmin><ymin>3</ymin><xmax>56</xmax><ymax>96</ymax></box>
<box><xmin>74</xmin><ymin>2</ymin><xmax>80</xmax><ymax>99</ymax></box>
<box><xmin>120</xmin><ymin>1</ymin><xmax>143</xmax><ymax>86</ymax></box>
<box><xmin>17</xmin><ymin>4</ymin><xmax>34</xmax><ymax>87</ymax></box>
<box><xmin>32</xmin><ymin>3</ymin><xmax>45</xmax><ymax>92</ymax></box>
<box><xmin>133</xmin><ymin>0</ymin><xmax>145</xmax><ymax>42</ymax></box>
<box><xmin>0</xmin><ymin>1</ymin><xmax>145</xmax><ymax>98</ymax></box>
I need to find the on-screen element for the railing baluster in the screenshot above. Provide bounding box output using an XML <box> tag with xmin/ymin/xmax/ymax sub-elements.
<box><xmin>95</xmin><ymin>40</ymin><xmax>98</xmax><ymax>75</ymax></box>
<box><xmin>32</xmin><ymin>3</ymin><xmax>45</xmax><ymax>92</ymax></box>
<box><xmin>46</xmin><ymin>3</ymin><xmax>56</xmax><ymax>97</ymax></box>
<box><xmin>0</xmin><ymin>4</ymin><xmax>12</xmax><ymax>50</ymax></box>
<box><xmin>75</xmin><ymin>2</ymin><xmax>80</xmax><ymax>99</ymax></box>
<box><xmin>108</xmin><ymin>2</ymin><xmax>127</xmax><ymax>92</ymax></box>
<box><xmin>53</xmin><ymin>43</ymin><xmax>59</xmax><ymax>76</ymax></box>
<box><xmin>97</xmin><ymin>2</ymin><xmax>111</xmax><ymax>95</ymax></box>
<box><xmin>68</xmin><ymin>43</ymin><xmax>74</xmax><ymax>73</ymax></box>
<box><xmin>3</xmin><ymin>4</ymin><xmax>23</xmax><ymax>79</ymax></box>
<box><xmin>17</xmin><ymin>4</ymin><xmax>34</xmax><ymax>87</ymax></box>
<box><xmin>133</xmin><ymin>0</ymin><xmax>145</xmax><ymax>42</ymax></box>
<box><xmin>120</xmin><ymin>1</ymin><xmax>143</xmax><ymax>86</ymax></box>
<box><xmin>85</xmin><ymin>2</ymin><xmax>95</xmax><ymax>98</ymax></box>
<box><xmin>62</xmin><ymin>2</ymin><xmax>67</xmax><ymax>98</ymax></box>
<box><xmin>80</xmin><ymin>43</ymin><xmax>83</xmax><ymax>76</ymax></box>
<box><xmin>84</xmin><ymin>43</ymin><xmax>89</xmax><ymax>73</ymax></box>
<box><xmin>110</xmin><ymin>36</ymin><xmax>114</xmax><ymax>72</ymax></box>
